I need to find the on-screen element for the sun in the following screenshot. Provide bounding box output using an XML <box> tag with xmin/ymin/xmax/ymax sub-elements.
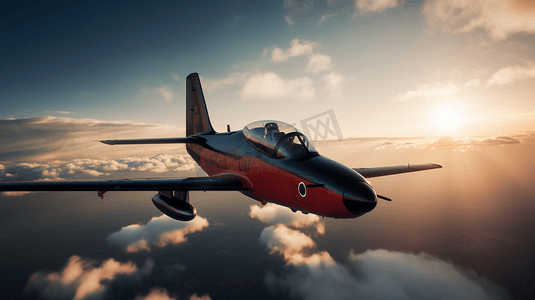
<box><xmin>435</xmin><ymin>107</ymin><xmax>461</xmax><ymax>131</ymax></box>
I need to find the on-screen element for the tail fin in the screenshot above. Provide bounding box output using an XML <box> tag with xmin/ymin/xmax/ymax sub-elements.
<box><xmin>186</xmin><ymin>73</ymin><xmax>215</xmax><ymax>136</ymax></box>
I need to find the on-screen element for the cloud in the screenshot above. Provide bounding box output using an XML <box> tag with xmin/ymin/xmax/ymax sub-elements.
<box><xmin>323</xmin><ymin>71</ymin><xmax>344</xmax><ymax>91</ymax></box>
<box><xmin>465</xmin><ymin>78</ymin><xmax>481</xmax><ymax>87</ymax></box>
<box><xmin>271</xmin><ymin>39</ymin><xmax>317</xmax><ymax>62</ymax></box>
<box><xmin>264</xmin><ymin>248</ymin><xmax>510</xmax><ymax>300</ymax></box>
<box><xmin>327</xmin><ymin>0</ymin><xmax>340</xmax><ymax>7</ymax></box>
<box><xmin>423</xmin><ymin>0</ymin><xmax>535</xmax><ymax>41</ymax></box>
<box><xmin>107</xmin><ymin>215</ymin><xmax>209</xmax><ymax>253</ymax></box>
<box><xmin>135</xmin><ymin>288</ymin><xmax>176</xmax><ymax>300</ymax></box>
<box><xmin>327</xmin><ymin>133</ymin><xmax>533</xmax><ymax>152</ymax></box>
<box><xmin>2</xmin><ymin>191</ymin><xmax>32</xmax><ymax>196</ymax></box>
<box><xmin>396</xmin><ymin>82</ymin><xmax>460</xmax><ymax>102</ymax></box>
<box><xmin>260</xmin><ymin>224</ymin><xmax>333</xmax><ymax>266</ymax></box>
<box><xmin>430</xmin><ymin>135</ymin><xmax>521</xmax><ymax>151</ymax></box>
<box><xmin>0</xmin><ymin>116</ymin><xmax>182</xmax><ymax>163</ymax></box>
<box><xmin>271</xmin><ymin>39</ymin><xmax>333</xmax><ymax>75</ymax></box>
<box><xmin>255</xmin><ymin>209</ymin><xmax>508</xmax><ymax>300</ymax></box>
<box><xmin>514</xmin><ymin>131</ymin><xmax>535</xmax><ymax>144</ymax></box>
<box><xmin>0</xmin><ymin>161</ymin><xmax>106</xmax><ymax>181</ymax></box>
<box><xmin>250</xmin><ymin>203</ymin><xmax>325</xmax><ymax>234</ymax></box>
<box><xmin>355</xmin><ymin>0</ymin><xmax>404</xmax><ymax>14</ymax></box>
<box><xmin>170</xmin><ymin>73</ymin><xmax>180</xmax><ymax>81</ymax></box>
<box><xmin>240</xmin><ymin>73</ymin><xmax>315</xmax><ymax>99</ymax></box>
<box><xmin>284</xmin><ymin>15</ymin><xmax>294</xmax><ymax>25</ymax></box>
<box><xmin>134</xmin><ymin>289</ymin><xmax>210</xmax><ymax>300</ymax></box>
<box><xmin>318</xmin><ymin>14</ymin><xmax>335</xmax><ymax>24</ymax></box>
<box><xmin>284</xmin><ymin>0</ymin><xmax>314</xmax><ymax>15</ymax></box>
<box><xmin>139</xmin><ymin>86</ymin><xmax>176</xmax><ymax>103</ymax></box>
<box><xmin>487</xmin><ymin>63</ymin><xmax>535</xmax><ymax>86</ymax></box>
<box><xmin>24</xmin><ymin>255</ymin><xmax>150</xmax><ymax>300</ymax></box>
<box><xmin>201</xmin><ymin>73</ymin><xmax>248</xmax><ymax>92</ymax></box>
<box><xmin>189</xmin><ymin>294</ymin><xmax>212</xmax><ymax>300</ymax></box>
<box><xmin>156</xmin><ymin>86</ymin><xmax>175</xmax><ymax>103</ymax></box>
<box><xmin>46</xmin><ymin>111</ymin><xmax>75</xmax><ymax>114</ymax></box>
<box><xmin>0</xmin><ymin>154</ymin><xmax>196</xmax><ymax>182</ymax></box>
<box><xmin>374</xmin><ymin>135</ymin><xmax>524</xmax><ymax>152</ymax></box>
<box><xmin>307</xmin><ymin>54</ymin><xmax>332</xmax><ymax>73</ymax></box>
<box><xmin>373</xmin><ymin>141</ymin><xmax>394</xmax><ymax>150</ymax></box>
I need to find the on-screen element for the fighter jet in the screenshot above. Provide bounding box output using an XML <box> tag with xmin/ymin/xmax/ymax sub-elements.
<box><xmin>0</xmin><ymin>73</ymin><xmax>442</xmax><ymax>221</ymax></box>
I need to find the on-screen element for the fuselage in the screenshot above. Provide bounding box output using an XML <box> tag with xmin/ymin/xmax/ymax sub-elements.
<box><xmin>187</xmin><ymin>130</ymin><xmax>377</xmax><ymax>218</ymax></box>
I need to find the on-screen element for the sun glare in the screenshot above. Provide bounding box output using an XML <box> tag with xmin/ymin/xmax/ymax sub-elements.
<box><xmin>435</xmin><ymin>107</ymin><xmax>461</xmax><ymax>131</ymax></box>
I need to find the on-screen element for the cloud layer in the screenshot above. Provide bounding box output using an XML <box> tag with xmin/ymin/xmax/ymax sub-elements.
<box><xmin>372</xmin><ymin>134</ymin><xmax>527</xmax><ymax>152</ymax></box>
<box><xmin>107</xmin><ymin>215</ymin><xmax>209</xmax><ymax>253</ymax></box>
<box><xmin>0</xmin><ymin>154</ymin><xmax>196</xmax><ymax>182</ymax></box>
<box><xmin>0</xmin><ymin>116</ymin><xmax>182</xmax><ymax>163</ymax></box>
<box><xmin>264</xmin><ymin>246</ymin><xmax>510</xmax><ymax>300</ymax></box>
<box><xmin>251</xmin><ymin>206</ymin><xmax>509</xmax><ymax>300</ymax></box>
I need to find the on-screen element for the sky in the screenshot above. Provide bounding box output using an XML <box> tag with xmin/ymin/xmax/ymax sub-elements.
<box><xmin>2</xmin><ymin>0</ymin><xmax>535</xmax><ymax>137</ymax></box>
<box><xmin>1</xmin><ymin>0</ymin><xmax>535</xmax><ymax>299</ymax></box>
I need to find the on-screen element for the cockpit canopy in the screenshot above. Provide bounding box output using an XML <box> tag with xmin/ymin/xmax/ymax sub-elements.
<box><xmin>243</xmin><ymin>121</ymin><xmax>318</xmax><ymax>159</ymax></box>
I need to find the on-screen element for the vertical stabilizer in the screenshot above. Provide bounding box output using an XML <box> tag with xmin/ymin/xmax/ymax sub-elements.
<box><xmin>186</xmin><ymin>73</ymin><xmax>215</xmax><ymax>136</ymax></box>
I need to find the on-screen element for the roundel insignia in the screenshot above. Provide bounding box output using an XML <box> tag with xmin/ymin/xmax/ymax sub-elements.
<box><xmin>298</xmin><ymin>182</ymin><xmax>306</xmax><ymax>197</ymax></box>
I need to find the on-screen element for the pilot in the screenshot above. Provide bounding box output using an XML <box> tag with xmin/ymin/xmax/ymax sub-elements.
<box><xmin>264</xmin><ymin>122</ymin><xmax>279</xmax><ymax>136</ymax></box>
<box><xmin>264</xmin><ymin>122</ymin><xmax>281</xmax><ymax>145</ymax></box>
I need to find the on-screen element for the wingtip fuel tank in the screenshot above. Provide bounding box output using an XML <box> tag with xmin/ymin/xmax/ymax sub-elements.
<box><xmin>152</xmin><ymin>194</ymin><xmax>197</xmax><ymax>221</ymax></box>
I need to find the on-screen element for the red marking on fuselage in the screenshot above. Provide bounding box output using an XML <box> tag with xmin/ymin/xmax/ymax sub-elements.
<box><xmin>199</xmin><ymin>148</ymin><xmax>355</xmax><ymax>218</ymax></box>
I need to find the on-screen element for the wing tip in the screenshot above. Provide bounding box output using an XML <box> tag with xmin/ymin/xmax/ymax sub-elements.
<box><xmin>100</xmin><ymin>140</ymin><xmax>114</xmax><ymax>145</ymax></box>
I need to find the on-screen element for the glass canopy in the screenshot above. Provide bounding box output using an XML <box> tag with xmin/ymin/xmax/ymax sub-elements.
<box><xmin>243</xmin><ymin>121</ymin><xmax>318</xmax><ymax>159</ymax></box>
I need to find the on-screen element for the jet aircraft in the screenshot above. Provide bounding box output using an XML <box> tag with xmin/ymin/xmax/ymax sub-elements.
<box><xmin>0</xmin><ymin>73</ymin><xmax>442</xmax><ymax>221</ymax></box>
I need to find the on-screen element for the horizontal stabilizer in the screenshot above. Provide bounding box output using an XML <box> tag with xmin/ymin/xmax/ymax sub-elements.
<box><xmin>353</xmin><ymin>163</ymin><xmax>442</xmax><ymax>178</ymax></box>
<box><xmin>100</xmin><ymin>136</ymin><xmax>205</xmax><ymax>145</ymax></box>
<box><xmin>0</xmin><ymin>176</ymin><xmax>246</xmax><ymax>192</ymax></box>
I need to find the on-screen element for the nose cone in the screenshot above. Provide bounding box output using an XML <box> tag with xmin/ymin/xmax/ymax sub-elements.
<box><xmin>343</xmin><ymin>181</ymin><xmax>377</xmax><ymax>215</ymax></box>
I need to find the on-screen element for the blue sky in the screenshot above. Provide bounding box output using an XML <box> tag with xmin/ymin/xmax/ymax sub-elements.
<box><xmin>3</xmin><ymin>0</ymin><xmax>534</xmax><ymax>138</ymax></box>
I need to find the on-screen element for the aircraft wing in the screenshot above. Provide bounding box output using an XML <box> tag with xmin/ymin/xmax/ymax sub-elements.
<box><xmin>100</xmin><ymin>136</ymin><xmax>205</xmax><ymax>145</ymax></box>
<box><xmin>353</xmin><ymin>163</ymin><xmax>442</xmax><ymax>178</ymax></box>
<box><xmin>0</xmin><ymin>176</ymin><xmax>247</xmax><ymax>192</ymax></box>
